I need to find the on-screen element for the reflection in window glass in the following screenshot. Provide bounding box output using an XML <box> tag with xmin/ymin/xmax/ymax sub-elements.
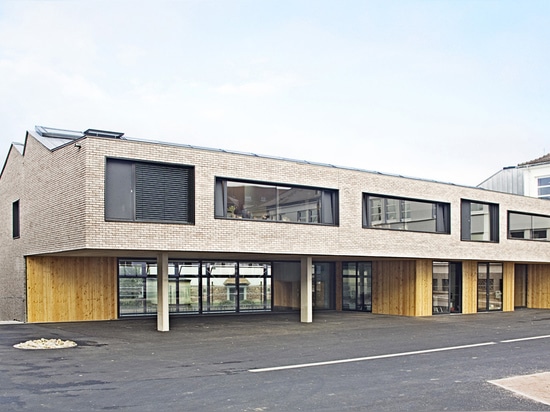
<box><xmin>364</xmin><ymin>194</ymin><xmax>449</xmax><ymax>234</ymax></box>
<box><xmin>239</xmin><ymin>262</ymin><xmax>271</xmax><ymax>311</ymax></box>
<box><xmin>509</xmin><ymin>212</ymin><xmax>550</xmax><ymax>241</ymax></box>
<box><xmin>342</xmin><ymin>262</ymin><xmax>371</xmax><ymax>312</ymax></box>
<box><xmin>215</xmin><ymin>179</ymin><xmax>338</xmax><ymax>225</ymax></box>
<box><xmin>477</xmin><ymin>262</ymin><xmax>503</xmax><ymax>312</ymax></box>
<box><xmin>470</xmin><ymin>203</ymin><xmax>490</xmax><ymax>241</ymax></box>
<box><xmin>118</xmin><ymin>260</ymin><xmax>272</xmax><ymax>316</ymax></box>
<box><xmin>118</xmin><ymin>260</ymin><xmax>158</xmax><ymax>316</ymax></box>
<box><xmin>432</xmin><ymin>262</ymin><xmax>449</xmax><ymax>314</ymax></box>
<box><xmin>461</xmin><ymin>200</ymin><xmax>498</xmax><ymax>242</ymax></box>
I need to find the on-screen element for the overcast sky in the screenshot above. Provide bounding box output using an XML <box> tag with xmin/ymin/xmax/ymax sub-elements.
<box><xmin>1</xmin><ymin>0</ymin><xmax>549</xmax><ymax>186</ymax></box>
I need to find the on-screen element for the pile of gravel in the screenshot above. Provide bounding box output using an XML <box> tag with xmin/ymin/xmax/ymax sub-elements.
<box><xmin>13</xmin><ymin>338</ymin><xmax>77</xmax><ymax>350</ymax></box>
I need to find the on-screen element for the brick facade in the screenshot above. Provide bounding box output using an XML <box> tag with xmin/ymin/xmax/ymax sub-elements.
<box><xmin>2</xmin><ymin>129</ymin><xmax>550</xmax><ymax>321</ymax></box>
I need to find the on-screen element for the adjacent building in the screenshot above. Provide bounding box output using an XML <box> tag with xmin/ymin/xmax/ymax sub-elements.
<box><xmin>2</xmin><ymin>126</ymin><xmax>550</xmax><ymax>331</ymax></box>
<box><xmin>478</xmin><ymin>153</ymin><xmax>550</xmax><ymax>200</ymax></box>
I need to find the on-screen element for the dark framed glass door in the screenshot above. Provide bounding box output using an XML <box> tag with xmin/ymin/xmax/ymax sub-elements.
<box><xmin>432</xmin><ymin>262</ymin><xmax>462</xmax><ymax>314</ymax></box>
<box><xmin>477</xmin><ymin>263</ymin><xmax>503</xmax><ymax>311</ymax></box>
<box><xmin>312</xmin><ymin>263</ymin><xmax>335</xmax><ymax>310</ymax></box>
<box><xmin>202</xmin><ymin>262</ymin><xmax>238</xmax><ymax>313</ymax></box>
<box><xmin>342</xmin><ymin>262</ymin><xmax>372</xmax><ymax>312</ymax></box>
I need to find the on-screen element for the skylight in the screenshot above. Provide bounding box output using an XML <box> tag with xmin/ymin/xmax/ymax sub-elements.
<box><xmin>84</xmin><ymin>129</ymin><xmax>124</xmax><ymax>139</ymax></box>
<box><xmin>35</xmin><ymin>126</ymin><xmax>84</xmax><ymax>139</ymax></box>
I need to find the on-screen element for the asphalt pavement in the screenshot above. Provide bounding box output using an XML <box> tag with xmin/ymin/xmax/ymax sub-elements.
<box><xmin>2</xmin><ymin>309</ymin><xmax>550</xmax><ymax>411</ymax></box>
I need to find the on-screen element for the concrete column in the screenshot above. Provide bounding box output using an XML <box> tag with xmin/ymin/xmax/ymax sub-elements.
<box><xmin>300</xmin><ymin>256</ymin><xmax>313</xmax><ymax>323</ymax></box>
<box><xmin>157</xmin><ymin>252</ymin><xmax>169</xmax><ymax>332</ymax></box>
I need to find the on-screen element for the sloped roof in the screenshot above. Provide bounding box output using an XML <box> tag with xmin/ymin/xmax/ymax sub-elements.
<box><xmin>519</xmin><ymin>153</ymin><xmax>550</xmax><ymax>167</ymax></box>
<box><xmin>12</xmin><ymin>142</ymin><xmax>24</xmax><ymax>155</ymax></box>
<box><xmin>2</xmin><ymin>125</ymin><xmax>475</xmax><ymax>190</ymax></box>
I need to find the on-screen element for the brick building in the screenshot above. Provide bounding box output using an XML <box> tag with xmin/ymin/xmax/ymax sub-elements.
<box><xmin>2</xmin><ymin>126</ymin><xmax>550</xmax><ymax>331</ymax></box>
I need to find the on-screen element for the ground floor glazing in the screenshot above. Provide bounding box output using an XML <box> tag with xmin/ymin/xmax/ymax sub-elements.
<box><xmin>23</xmin><ymin>255</ymin><xmax>545</xmax><ymax>323</ymax></box>
<box><xmin>117</xmin><ymin>258</ymin><xmax>515</xmax><ymax>318</ymax></box>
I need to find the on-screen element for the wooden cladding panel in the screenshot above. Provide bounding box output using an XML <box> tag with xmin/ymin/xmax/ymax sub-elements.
<box><xmin>372</xmin><ymin>260</ymin><xmax>416</xmax><ymax>316</ymax></box>
<box><xmin>502</xmin><ymin>262</ymin><xmax>515</xmax><ymax>312</ymax></box>
<box><xmin>415</xmin><ymin>259</ymin><xmax>432</xmax><ymax>316</ymax></box>
<box><xmin>514</xmin><ymin>265</ymin><xmax>528</xmax><ymax>307</ymax></box>
<box><xmin>273</xmin><ymin>280</ymin><xmax>300</xmax><ymax>310</ymax></box>
<box><xmin>527</xmin><ymin>264</ymin><xmax>550</xmax><ymax>309</ymax></box>
<box><xmin>27</xmin><ymin>256</ymin><xmax>117</xmax><ymax>322</ymax></box>
<box><xmin>462</xmin><ymin>261</ymin><xmax>478</xmax><ymax>314</ymax></box>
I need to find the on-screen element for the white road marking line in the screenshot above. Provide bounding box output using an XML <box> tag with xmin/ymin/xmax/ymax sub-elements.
<box><xmin>249</xmin><ymin>342</ymin><xmax>496</xmax><ymax>373</ymax></box>
<box><xmin>500</xmin><ymin>335</ymin><xmax>550</xmax><ymax>343</ymax></box>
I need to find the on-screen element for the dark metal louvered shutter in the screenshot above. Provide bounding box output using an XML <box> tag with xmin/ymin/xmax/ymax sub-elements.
<box><xmin>135</xmin><ymin>162</ymin><xmax>191</xmax><ymax>222</ymax></box>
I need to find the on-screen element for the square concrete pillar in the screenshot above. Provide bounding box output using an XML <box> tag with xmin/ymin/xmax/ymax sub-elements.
<box><xmin>301</xmin><ymin>256</ymin><xmax>313</xmax><ymax>323</ymax></box>
<box><xmin>157</xmin><ymin>252</ymin><xmax>169</xmax><ymax>332</ymax></box>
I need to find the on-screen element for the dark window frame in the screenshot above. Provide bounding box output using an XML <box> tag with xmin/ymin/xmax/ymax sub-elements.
<box><xmin>214</xmin><ymin>177</ymin><xmax>339</xmax><ymax>226</ymax></box>
<box><xmin>342</xmin><ymin>261</ymin><xmax>372</xmax><ymax>312</ymax></box>
<box><xmin>508</xmin><ymin>210</ymin><xmax>550</xmax><ymax>241</ymax></box>
<box><xmin>461</xmin><ymin>199</ymin><xmax>499</xmax><ymax>242</ymax></box>
<box><xmin>362</xmin><ymin>193</ymin><xmax>450</xmax><ymax>234</ymax></box>
<box><xmin>117</xmin><ymin>259</ymin><xmax>273</xmax><ymax>317</ymax></box>
<box><xmin>12</xmin><ymin>200</ymin><xmax>20</xmax><ymax>239</ymax></box>
<box><xmin>105</xmin><ymin>157</ymin><xmax>195</xmax><ymax>224</ymax></box>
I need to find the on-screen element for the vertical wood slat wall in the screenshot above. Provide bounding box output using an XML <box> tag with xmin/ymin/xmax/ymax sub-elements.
<box><xmin>372</xmin><ymin>260</ymin><xmax>416</xmax><ymax>316</ymax></box>
<box><xmin>415</xmin><ymin>259</ymin><xmax>432</xmax><ymax>316</ymax></box>
<box><xmin>503</xmin><ymin>262</ymin><xmax>515</xmax><ymax>312</ymax></box>
<box><xmin>514</xmin><ymin>265</ymin><xmax>527</xmax><ymax>307</ymax></box>
<box><xmin>27</xmin><ymin>256</ymin><xmax>117</xmax><ymax>322</ymax></box>
<box><xmin>462</xmin><ymin>261</ymin><xmax>478</xmax><ymax>314</ymax></box>
<box><xmin>527</xmin><ymin>264</ymin><xmax>550</xmax><ymax>309</ymax></box>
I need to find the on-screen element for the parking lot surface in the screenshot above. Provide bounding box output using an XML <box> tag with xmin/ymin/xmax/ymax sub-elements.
<box><xmin>2</xmin><ymin>309</ymin><xmax>550</xmax><ymax>411</ymax></box>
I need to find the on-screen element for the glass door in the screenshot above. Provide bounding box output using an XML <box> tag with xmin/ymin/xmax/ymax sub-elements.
<box><xmin>477</xmin><ymin>263</ymin><xmax>503</xmax><ymax>311</ymax></box>
<box><xmin>202</xmin><ymin>262</ymin><xmax>238</xmax><ymax>313</ymax></box>
<box><xmin>312</xmin><ymin>263</ymin><xmax>335</xmax><ymax>310</ymax></box>
<box><xmin>342</xmin><ymin>262</ymin><xmax>372</xmax><ymax>312</ymax></box>
<box><xmin>432</xmin><ymin>262</ymin><xmax>462</xmax><ymax>314</ymax></box>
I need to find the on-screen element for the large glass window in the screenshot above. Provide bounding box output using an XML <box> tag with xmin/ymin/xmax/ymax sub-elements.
<box><xmin>202</xmin><ymin>262</ymin><xmax>237</xmax><ymax>313</ymax></box>
<box><xmin>118</xmin><ymin>260</ymin><xmax>158</xmax><ymax>316</ymax></box>
<box><xmin>118</xmin><ymin>259</ymin><xmax>271</xmax><ymax>317</ymax></box>
<box><xmin>461</xmin><ymin>200</ymin><xmax>499</xmax><ymax>242</ymax></box>
<box><xmin>105</xmin><ymin>158</ymin><xmax>195</xmax><ymax>223</ymax></box>
<box><xmin>509</xmin><ymin>211</ymin><xmax>550</xmax><ymax>241</ymax></box>
<box><xmin>363</xmin><ymin>194</ymin><xmax>450</xmax><ymax>233</ymax></box>
<box><xmin>169</xmin><ymin>262</ymin><xmax>200</xmax><ymax>313</ymax></box>
<box><xmin>238</xmin><ymin>262</ymin><xmax>272</xmax><ymax>311</ymax></box>
<box><xmin>215</xmin><ymin>178</ymin><xmax>338</xmax><ymax>225</ymax></box>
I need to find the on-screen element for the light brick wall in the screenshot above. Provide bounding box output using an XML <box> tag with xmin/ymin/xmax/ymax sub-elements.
<box><xmin>0</xmin><ymin>133</ymin><xmax>90</xmax><ymax>320</ymax></box>
<box><xmin>74</xmin><ymin>136</ymin><xmax>550</xmax><ymax>263</ymax></box>
<box><xmin>17</xmin><ymin>135</ymin><xmax>88</xmax><ymax>255</ymax></box>
<box><xmin>0</xmin><ymin>146</ymin><xmax>26</xmax><ymax>321</ymax></box>
<box><xmin>4</xmin><ymin>131</ymin><xmax>550</xmax><ymax>321</ymax></box>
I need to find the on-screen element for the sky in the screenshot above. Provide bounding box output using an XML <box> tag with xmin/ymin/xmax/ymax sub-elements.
<box><xmin>0</xmin><ymin>0</ymin><xmax>549</xmax><ymax>186</ymax></box>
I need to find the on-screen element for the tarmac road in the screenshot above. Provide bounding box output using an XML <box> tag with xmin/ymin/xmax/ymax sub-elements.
<box><xmin>1</xmin><ymin>309</ymin><xmax>550</xmax><ymax>411</ymax></box>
